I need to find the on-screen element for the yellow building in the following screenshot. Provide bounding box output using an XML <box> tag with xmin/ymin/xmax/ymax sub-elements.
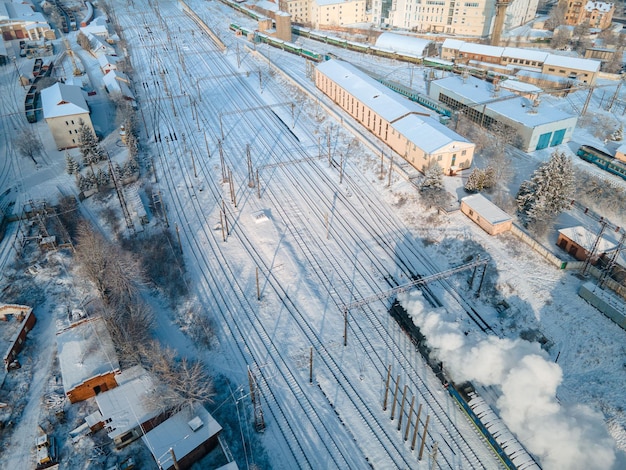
<box><xmin>315</xmin><ymin>59</ymin><xmax>474</xmax><ymax>175</ymax></box>
<box><xmin>41</xmin><ymin>83</ymin><xmax>94</xmax><ymax>150</ymax></box>
<box><xmin>0</xmin><ymin>2</ymin><xmax>55</xmax><ymax>40</ymax></box>
<box><xmin>311</xmin><ymin>0</ymin><xmax>367</xmax><ymax>28</ymax></box>
<box><xmin>562</xmin><ymin>0</ymin><xmax>614</xmax><ymax>30</ymax></box>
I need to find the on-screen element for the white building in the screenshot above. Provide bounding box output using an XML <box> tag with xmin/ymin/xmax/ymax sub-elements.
<box><xmin>41</xmin><ymin>82</ymin><xmax>94</xmax><ymax>150</ymax></box>
<box><xmin>428</xmin><ymin>74</ymin><xmax>578</xmax><ymax>152</ymax></box>
<box><xmin>316</xmin><ymin>59</ymin><xmax>475</xmax><ymax>175</ymax></box>
<box><xmin>374</xmin><ymin>32</ymin><xmax>436</xmax><ymax>58</ymax></box>
<box><xmin>310</xmin><ymin>0</ymin><xmax>367</xmax><ymax>28</ymax></box>
<box><xmin>378</xmin><ymin>0</ymin><xmax>537</xmax><ymax>36</ymax></box>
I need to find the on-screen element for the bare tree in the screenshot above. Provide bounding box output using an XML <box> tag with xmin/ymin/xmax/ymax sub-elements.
<box><xmin>603</xmin><ymin>49</ymin><xmax>624</xmax><ymax>74</ymax></box>
<box><xmin>544</xmin><ymin>2</ymin><xmax>567</xmax><ymax>31</ymax></box>
<box><xmin>551</xmin><ymin>27</ymin><xmax>571</xmax><ymax>50</ymax></box>
<box><xmin>76</xmin><ymin>31</ymin><xmax>91</xmax><ymax>51</ymax></box>
<box><xmin>74</xmin><ymin>221</ymin><xmax>144</xmax><ymax>306</ymax></box>
<box><xmin>14</xmin><ymin>128</ymin><xmax>42</xmax><ymax>164</ymax></box>
<box><xmin>143</xmin><ymin>342</ymin><xmax>215</xmax><ymax>412</ymax></box>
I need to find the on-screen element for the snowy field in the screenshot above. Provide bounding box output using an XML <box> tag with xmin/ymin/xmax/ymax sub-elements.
<box><xmin>0</xmin><ymin>0</ymin><xmax>625</xmax><ymax>469</ymax></box>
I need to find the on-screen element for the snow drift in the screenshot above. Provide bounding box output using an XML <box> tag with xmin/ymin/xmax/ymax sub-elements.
<box><xmin>398</xmin><ymin>290</ymin><xmax>616</xmax><ymax>470</ymax></box>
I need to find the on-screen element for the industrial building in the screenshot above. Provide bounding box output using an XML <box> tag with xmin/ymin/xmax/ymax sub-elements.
<box><xmin>441</xmin><ymin>39</ymin><xmax>602</xmax><ymax>85</ymax></box>
<box><xmin>428</xmin><ymin>74</ymin><xmax>578</xmax><ymax>152</ymax></box>
<box><xmin>316</xmin><ymin>59</ymin><xmax>475</xmax><ymax>175</ymax></box>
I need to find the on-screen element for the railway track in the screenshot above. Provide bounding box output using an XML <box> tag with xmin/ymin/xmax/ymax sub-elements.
<box><xmin>116</xmin><ymin>0</ymin><xmax>502</xmax><ymax>467</ymax></box>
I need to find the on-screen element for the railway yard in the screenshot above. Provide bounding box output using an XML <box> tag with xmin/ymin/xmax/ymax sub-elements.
<box><xmin>0</xmin><ymin>0</ymin><xmax>625</xmax><ymax>469</ymax></box>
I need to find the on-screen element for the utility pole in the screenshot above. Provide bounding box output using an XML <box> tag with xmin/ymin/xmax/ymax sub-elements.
<box><xmin>247</xmin><ymin>144</ymin><xmax>255</xmax><ymax>187</ymax></box>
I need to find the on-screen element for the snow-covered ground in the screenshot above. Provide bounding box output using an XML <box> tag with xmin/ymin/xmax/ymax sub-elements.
<box><xmin>0</xmin><ymin>0</ymin><xmax>626</xmax><ymax>469</ymax></box>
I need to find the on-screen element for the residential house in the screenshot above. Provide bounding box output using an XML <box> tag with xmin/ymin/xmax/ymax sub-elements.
<box><xmin>56</xmin><ymin>316</ymin><xmax>120</xmax><ymax>403</ymax></box>
<box><xmin>98</xmin><ymin>54</ymin><xmax>118</xmax><ymax>74</ymax></box>
<box><xmin>103</xmin><ymin>70</ymin><xmax>135</xmax><ymax>102</ymax></box>
<box><xmin>142</xmin><ymin>403</ymin><xmax>223</xmax><ymax>470</ymax></box>
<box><xmin>96</xmin><ymin>366</ymin><xmax>170</xmax><ymax>449</ymax></box>
<box><xmin>41</xmin><ymin>82</ymin><xmax>94</xmax><ymax>150</ymax></box>
<box><xmin>562</xmin><ymin>0</ymin><xmax>614</xmax><ymax>30</ymax></box>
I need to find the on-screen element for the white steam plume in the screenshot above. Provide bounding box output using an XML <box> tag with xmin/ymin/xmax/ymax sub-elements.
<box><xmin>398</xmin><ymin>289</ymin><xmax>616</xmax><ymax>470</ymax></box>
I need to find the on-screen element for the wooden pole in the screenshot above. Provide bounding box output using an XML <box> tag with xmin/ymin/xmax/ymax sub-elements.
<box><xmin>418</xmin><ymin>415</ymin><xmax>430</xmax><ymax>460</ymax></box>
<box><xmin>390</xmin><ymin>375</ymin><xmax>400</xmax><ymax>420</ymax></box>
<box><xmin>404</xmin><ymin>396</ymin><xmax>415</xmax><ymax>441</ymax></box>
<box><xmin>256</xmin><ymin>169</ymin><xmax>260</xmax><ymax>198</ymax></box>
<box><xmin>222</xmin><ymin>200</ymin><xmax>229</xmax><ymax>235</ymax></box>
<box><xmin>309</xmin><ymin>346</ymin><xmax>313</xmax><ymax>383</ymax></box>
<box><xmin>382</xmin><ymin>365</ymin><xmax>391</xmax><ymax>411</ymax></box>
<box><xmin>397</xmin><ymin>384</ymin><xmax>408</xmax><ymax>431</ymax></box>
<box><xmin>175</xmin><ymin>223</ymin><xmax>182</xmax><ymax>254</ymax></box>
<box><xmin>387</xmin><ymin>155</ymin><xmax>393</xmax><ymax>187</ymax></box>
<box><xmin>220</xmin><ymin>212</ymin><xmax>225</xmax><ymax>242</ymax></box>
<box><xmin>343</xmin><ymin>310</ymin><xmax>348</xmax><ymax>346</ymax></box>
<box><xmin>191</xmin><ymin>151</ymin><xmax>197</xmax><ymax>178</ymax></box>
<box><xmin>411</xmin><ymin>403</ymin><xmax>422</xmax><ymax>450</ymax></box>
<box><xmin>170</xmin><ymin>447</ymin><xmax>180</xmax><ymax>470</ymax></box>
<box><xmin>256</xmin><ymin>266</ymin><xmax>260</xmax><ymax>300</ymax></box>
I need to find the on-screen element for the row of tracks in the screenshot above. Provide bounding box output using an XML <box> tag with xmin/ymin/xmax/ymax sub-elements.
<box><xmin>117</xmin><ymin>0</ymin><xmax>501</xmax><ymax>467</ymax></box>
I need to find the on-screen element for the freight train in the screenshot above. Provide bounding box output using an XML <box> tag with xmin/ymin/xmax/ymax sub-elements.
<box><xmin>389</xmin><ymin>300</ymin><xmax>542</xmax><ymax>470</ymax></box>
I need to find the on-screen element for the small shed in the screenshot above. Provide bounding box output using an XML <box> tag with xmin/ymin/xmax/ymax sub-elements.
<box><xmin>460</xmin><ymin>194</ymin><xmax>512</xmax><ymax>235</ymax></box>
<box><xmin>556</xmin><ymin>226</ymin><xmax>620</xmax><ymax>263</ymax></box>
<box><xmin>142</xmin><ymin>403</ymin><xmax>223</xmax><ymax>470</ymax></box>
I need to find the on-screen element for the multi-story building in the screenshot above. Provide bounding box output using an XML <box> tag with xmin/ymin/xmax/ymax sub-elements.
<box><xmin>375</xmin><ymin>0</ymin><xmax>536</xmax><ymax>37</ymax></box>
<box><xmin>41</xmin><ymin>83</ymin><xmax>95</xmax><ymax>150</ymax></box>
<box><xmin>280</xmin><ymin>0</ymin><xmax>366</xmax><ymax>28</ymax></box>
<box><xmin>562</xmin><ymin>0</ymin><xmax>614</xmax><ymax>29</ymax></box>
<box><xmin>0</xmin><ymin>1</ymin><xmax>55</xmax><ymax>40</ymax></box>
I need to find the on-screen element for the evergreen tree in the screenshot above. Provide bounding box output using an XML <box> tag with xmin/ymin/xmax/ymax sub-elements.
<box><xmin>78</xmin><ymin>120</ymin><xmax>106</xmax><ymax>165</ymax></box>
<box><xmin>420</xmin><ymin>163</ymin><xmax>444</xmax><ymax>191</ymax></box>
<box><xmin>464</xmin><ymin>166</ymin><xmax>496</xmax><ymax>193</ymax></box>
<box><xmin>96</xmin><ymin>168</ymin><xmax>110</xmax><ymax>187</ymax></box>
<box><xmin>516</xmin><ymin>151</ymin><xmax>575</xmax><ymax>226</ymax></box>
<box><xmin>65</xmin><ymin>154</ymin><xmax>78</xmax><ymax>175</ymax></box>
<box><xmin>122</xmin><ymin>156</ymin><xmax>139</xmax><ymax>179</ymax></box>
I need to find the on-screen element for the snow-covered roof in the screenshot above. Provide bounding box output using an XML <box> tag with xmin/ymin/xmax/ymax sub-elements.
<box><xmin>441</xmin><ymin>38</ymin><xmax>465</xmax><ymax>50</ymax></box>
<box><xmin>142</xmin><ymin>404</ymin><xmax>222</xmax><ymax>469</ymax></box>
<box><xmin>103</xmin><ymin>70</ymin><xmax>135</xmax><ymax>100</ymax></box>
<box><xmin>97</xmin><ymin>54</ymin><xmax>118</xmax><ymax>68</ymax></box>
<box><xmin>459</xmin><ymin>43</ymin><xmax>505</xmax><ymax>58</ymax></box>
<box><xmin>316</xmin><ymin>59</ymin><xmax>430</xmax><ymax>123</ymax></box>
<box><xmin>558</xmin><ymin>226</ymin><xmax>617</xmax><ymax>253</ymax></box>
<box><xmin>256</xmin><ymin>0</ymin><xmax>278</xmax><ymax>11</ymax></box>
<box><xmin>393</xmin><ymin>114</ymin><xmax>472</xmax><ymax>154</ymax></box>
<box><xmin>315</xmin><ymin>0</ymin><xmax>361</xmax><ymax>6</ymax></box>
<box><xmin>0</xmin><ymin>2</ymin><xmax>48</xmax><ymax>24</ymax></box>
<box><xmin>585</xmin><ymin>1</ymin><xmax>614</xmax><ymax>13</ymax></box>
<box><xmin>502</xmin><ymin>47</ymin><xmax>549</xmax><ymax>63</ymax></box>
<box><xmin>41</xmin><ymin>83</ymin><xmax>89</xmax><ymax>119</ymax></box>
<box><xmin>461</xmin><ymin>194</ymin><xmax>512</xmax><ymax>225</ymax></box>
<box><xmin>95</xmin><ymin>368</ymin><xmax>162</xmax><ymax>440</ymax></box>
<box><xmin>431</xmin><ymin>75</ymin><xmax>576</xmax><ymax>127</ymax></box>
<box><xmin>543</xmin><ymin>54</ymin><xmax>601</xmax><ymax>73</ymax></box>
<box><xmin>375</xmin><ymin>33</ymin><xmax>433</xmax><ymax>58</ymax></box>
<box><xmin>499</xmin><ymin>79</ymin><xmax>542</xmax><ymax>94</ymax></box>
<box><xmin>56</xmin><ymin>317</ymin><xmax>120</xmax><ymax>395</ymax></box>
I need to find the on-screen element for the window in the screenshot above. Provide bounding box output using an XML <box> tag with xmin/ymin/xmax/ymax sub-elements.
<box><xmin>65</xmin><ymin>121</ymin><xmax>69</xmax><ymax>126</ymax></box>
<box><xmin>462</xmin><ymin>150</ymin><xmax>466</xmax><ymax>156</ymax></box>
<box><xmin>469</xmin><ymin>209</ymin><xmax>473</xmax><ymax>216</ymax></box>
<box><xmin>71</xmin><ymin>120</ymin><xmax>75</xmax><ymax>125</ymax></box>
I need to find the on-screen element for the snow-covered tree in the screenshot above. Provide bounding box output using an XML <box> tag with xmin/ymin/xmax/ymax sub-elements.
<box><xmin>65</xmin><ymin>154</ymin><xmax>78</xmax><ymax>175</ymax></box>
<box><xmin>78</xmin><ymin>120</ymin><xmax>106</xmax><ymax>165</ymax></box>
<box><xmin>516</xmin><ymin>151</ymin><xmax>575</xmax><ymax>226</ymax></box>
<box><xmin>421</xmin><ymin>163</ymin><xmax>444</xmax><ymax>191</ymax></box>
<box><xmin>122</xmin><ymin>156</ymin><xmax>139</xmax><ymax>178</ymax></box>
<box><xmin>96</xmin><ymin>168</ymin><xmax>110</xmax><ymax>187</ymax></box>
<box><xmin>464</xmin><ymin>166</ymin><xmax>496</xmax><ymax>193</ymax></box>
<box><xmin>14</xmin><ymin>128</ymin><xmax>43</xmax><ymax>165</ymax></box>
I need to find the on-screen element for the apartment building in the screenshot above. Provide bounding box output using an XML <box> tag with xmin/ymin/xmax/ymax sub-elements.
<box><xmin>375</xmin><ymin>0</ymin><xmax>536</xmax><ymax>37</ymax></box>
<box><xmin>280</xmin><ymin>0</ymin><xmax>366</xmax><ymax>28</ymax></box>
<box><xmin>562</xmin><ymin>0</ymin><xmax>614</xmax><ymax>30</ymax></box>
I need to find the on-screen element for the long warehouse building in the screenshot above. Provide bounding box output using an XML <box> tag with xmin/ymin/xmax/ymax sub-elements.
<box><xmin>315</xmin><ymin>59</ymin><xmax>475</xmax><ymax>175</ymax></box>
